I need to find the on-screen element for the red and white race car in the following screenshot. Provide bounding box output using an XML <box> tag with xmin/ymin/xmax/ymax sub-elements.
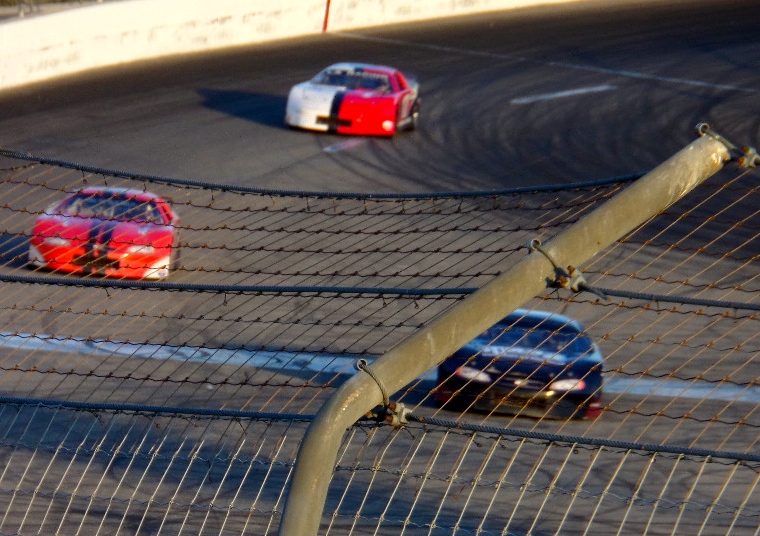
<box><xmin>285</xmin><ymin>63</ymin><xmax>420</xmax><ymax>136</ymax></box>
<box><xmin>28</xmin><ymin>187</ymin><xmax>180</xmax><ymax>280</ymax></box>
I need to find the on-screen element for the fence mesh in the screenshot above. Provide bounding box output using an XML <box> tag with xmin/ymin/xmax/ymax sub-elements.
<box><xmin>0</xmin><ymin>148</ymin><xmax>757</xmax><ymax>534</ymax></box>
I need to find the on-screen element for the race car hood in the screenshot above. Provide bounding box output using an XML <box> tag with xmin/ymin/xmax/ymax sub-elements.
<box><xmin>289</xmin><ymin>82</ymin><xmax>341</xmax><ymax>110</ymax></box>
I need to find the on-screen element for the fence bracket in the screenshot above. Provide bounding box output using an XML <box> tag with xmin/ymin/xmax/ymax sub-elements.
<box><xmin>528</xmin><ymin>239</ymin><xmax>607</xmax><ymax>299</ymax></box>
<box><xmin>697</xmin><ymin>122</ymin><xmax>759</xmax><ymax>168</ymax></box>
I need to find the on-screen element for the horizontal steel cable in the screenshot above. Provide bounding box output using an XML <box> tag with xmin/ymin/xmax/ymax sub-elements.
<box><xmin>594</xmin><ymin>286</ymin><xmax>760</xmax><ymax>312</ymax></box>
<box><xmin>4</xmin><ymin>395</ymin><xmax>758</xmax><ymax>465</ymax></box>
<box><xmin>0</xmin><ymin>273</ymin><xmax>756</xmax><ymax>312</ymax></box>
<box><xmin>405</xmin><ymin>413</ymin><xmax>760</xmax><ymax>464</ymax></box>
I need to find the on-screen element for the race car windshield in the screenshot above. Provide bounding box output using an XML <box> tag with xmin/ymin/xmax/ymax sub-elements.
<box><xmin>314</xmin><ymin>70</ymin><xmax>391</xmax><ymax>92</ymax></box>
<box><xmin>483</xmin><ymin>324</ymin><xmax>595</xmax><ymax>356</ymax></box>
<box><xmin>60</xmin><ymin>193</ymin><xmax>161</xmax><ymax>223</ymax></box>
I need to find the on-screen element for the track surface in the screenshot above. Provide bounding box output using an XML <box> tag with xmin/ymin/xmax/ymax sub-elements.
<box><xmin>0</xmin><ymin>0</ymin><xmax>758</xmax><ymax>444</ymax></box>
<box><xmin>1</xmin><ymin>0</ymin><xmax>758</xmax><ymax>193</ymax></box>
<box><xmin>1</xmin><ymin>0</ymin><xmax>759</xmax><ymax>458</ymax></box>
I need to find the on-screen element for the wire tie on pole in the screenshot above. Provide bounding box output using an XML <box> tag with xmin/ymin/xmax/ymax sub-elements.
<box><xmin>696</xmin><ymin>122</ymin><xmax>759</xmax><ymax>168</ymax></box>
<box><xmin>528</xmin><ymin>239</ymin><xmax>608</xmax><ymax>300</ymax></box>
<box><xmin>696</xmin><ymin>123</ymin><xmax>737</xmax><ymax>151</ymax></box>
<box><xmin>356</xmin><ymin>358</ymin><xmax>389</xmax><ymax>406</ymax></box>
<box><xmin>528</xmin><ymin>238</ymin><xmax>559</xmax><ymax>269</ymax></box>
<box><xmin>355</xmin><ymin>359</ymin><xmax>408</xmax><ymax>426</ymax></box>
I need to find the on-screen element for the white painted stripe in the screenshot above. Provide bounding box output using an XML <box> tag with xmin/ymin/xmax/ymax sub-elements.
<box><xmin>603</xmin><ymin>377</ymin><xmax>760</xmax><ymax>404</ymax></box>
<box><xmin>511</xmin><ymin>85</ymin><xmax>616</xmax><ymax>104</ymax></box>
<box><xmin>0</xmin><ymin>331</ymin><xmax>359</xmax><ymax>376</ymax></box>
<box><xmin>3</xmin><ymin>331</ymin><xmax>759</xmax><ymax>404</ymax></box>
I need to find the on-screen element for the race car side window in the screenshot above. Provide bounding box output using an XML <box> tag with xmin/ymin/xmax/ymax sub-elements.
<box><xmin>316</xmin><ymin>70</ymin><xmax>349</xmax><ymax>87</ymax></box>
<box><xmin>395</xmin><ymin>72</ymin><xmax>409</xmax><ymax>90</ymax></box>
<box><xmin>143</xmin><ymin>202</ymin><xmax>161</xmax><ymax>223</ymax></box>
<box><xmin>155</xmin><ymin>202</ymin><xmax>175</xmax><ymax>225</ymax></box>
<box><xmin>124</xmin><ymin>201</ymin><xmax>160</xmax><ymax>223</ymax></box>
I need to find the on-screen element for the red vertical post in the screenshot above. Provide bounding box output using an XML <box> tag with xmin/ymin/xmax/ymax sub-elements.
<box><xmin>322</xmin><ymin>0</ymin><xmax>331</xmax><ymax>32</ymax></box>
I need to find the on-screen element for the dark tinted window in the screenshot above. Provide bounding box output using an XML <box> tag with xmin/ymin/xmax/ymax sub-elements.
<box><xmin>315</xmin><ymin>70</ymin><xmax>391</xmax><ymax>92</ymax></box>
<box><xmin>480</xmin><ymin>319</ymin><xmax>594</xmax><ymax>355</ymax></box>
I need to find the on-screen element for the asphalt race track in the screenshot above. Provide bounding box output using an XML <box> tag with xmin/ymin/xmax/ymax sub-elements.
<box><xmin>0</xmin><ymin>0</ymin><xmax>758</xmax><ymax>194</ymax></box>
<box><xmin>1</xmin><ymin>0</ymin><xmax>759</xmax><ymax>457</ymax></box>
<box><xmin>2</xmin><ymin>0</ymin><xmax>760</xmax><ymax>466</ymax></box>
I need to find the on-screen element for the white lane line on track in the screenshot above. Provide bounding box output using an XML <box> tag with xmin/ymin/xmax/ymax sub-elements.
<box><xmin>334</xmin><ymin>32</ymin><xmax>759</xmax><ymax>94</ymax></box>
<box><xmin>324</xmin><ymin>138</ymin><xmax>368</xmax><ymax>153</ymax></box>
<box><xmin>604</xmin><ymin>377</ymin><xmax>760</xmax><ymax>404</ymax></box>
<box><xmin>4</xmin><ymin>331</ymin><xmax>759</xmax><ymax>404</ymax></box>
<box><xmin>511</xmin><ymin>85</ymin><xmax>616</xmax><ymax>104</ymax></box>
<box><xmin>0</xmin><ymin>331</ymin><xmax>358</xmax><ymax>376</ymax></box>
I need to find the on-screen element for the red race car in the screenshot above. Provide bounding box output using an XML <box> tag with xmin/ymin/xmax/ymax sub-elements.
<box><xmin>28</xmin><ymin>187</ymin><xmax>180</xmax><ymax>280</ymax></box>
<box><xmin>285</xmin><ymin>62</ymin><xmax>420</xmax><ymax>136</ymax></box>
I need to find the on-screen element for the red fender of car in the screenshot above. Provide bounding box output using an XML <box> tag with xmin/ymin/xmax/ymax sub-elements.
<box><xmin>336</xmin><ymin>93</ymin><xmax>400</xmax><ymax>136</ymax></box>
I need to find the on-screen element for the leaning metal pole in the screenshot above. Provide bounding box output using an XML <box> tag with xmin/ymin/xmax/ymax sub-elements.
<box><xmin>277</xmin><ymin>127</ymin><xmax>732</xmax><ymax>536</ymax></box>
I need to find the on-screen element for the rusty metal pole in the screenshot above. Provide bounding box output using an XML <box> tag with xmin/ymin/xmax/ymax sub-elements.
<box><xmin>277</xmin><ymin>129</ymin><xmax>731</xmax><ymax>536</ymax></box>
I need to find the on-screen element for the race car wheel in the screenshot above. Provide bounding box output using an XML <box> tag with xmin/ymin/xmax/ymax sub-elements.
<box><xmin>408</xmin><ymin>99</ymin><xmax>420</xmax><ymax>131</ymax></box>
<box><xmin>170</xmin><ymin>240</ymin><xmax>182</xmax><ymax>272</ymax></box>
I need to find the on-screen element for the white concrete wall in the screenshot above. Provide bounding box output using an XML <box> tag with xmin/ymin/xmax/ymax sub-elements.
<box><xmin>327</xmin><ymin>0</ymin><xmax>580</xmax><ymax>30</ymax></box>
<box><xmin>0</xmin><ymin>0</ymin><xmax>582</xmax><ymax>91</ymax></box>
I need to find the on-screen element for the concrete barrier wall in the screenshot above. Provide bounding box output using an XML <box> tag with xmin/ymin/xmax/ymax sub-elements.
<box><xmin>327</xmin><ymin>0</ymin><xmax>580</xmax><ymax>30</ymax></box>
<box><xmin>0</xmin><ymin>0</ymin><xmax>582</xmax><ymax>91</ymax></box>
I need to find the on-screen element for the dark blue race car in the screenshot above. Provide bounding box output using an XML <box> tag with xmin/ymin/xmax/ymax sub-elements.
<box><xmin>435</xmin><ymin>309</ymin><xmax>604</xmax><ymax>419</ymax></box>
